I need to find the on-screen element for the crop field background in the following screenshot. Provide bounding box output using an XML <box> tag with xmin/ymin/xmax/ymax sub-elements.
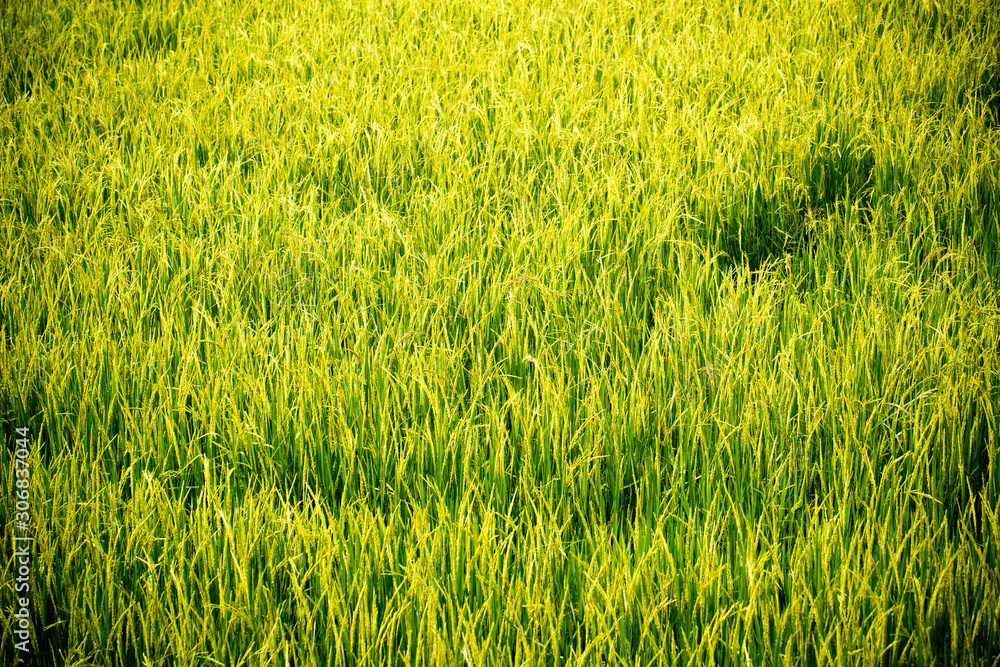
<box><xmin>1</xmin><ymin>0</ymin><xmax>999</xmax><ymax>664</ymax></box>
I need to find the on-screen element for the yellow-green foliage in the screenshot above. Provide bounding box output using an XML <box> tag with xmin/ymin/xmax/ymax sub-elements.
<box><xmin>1</xmin><ymin>0</ymin><xmax>999</xmax><ymax>664</ymax></box>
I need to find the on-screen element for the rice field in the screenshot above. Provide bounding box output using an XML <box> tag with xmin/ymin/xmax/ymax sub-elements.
<box><xmin>1</xmin><ymin>0</ymin><xmax>999</xmax><ymax>664</ymax></box>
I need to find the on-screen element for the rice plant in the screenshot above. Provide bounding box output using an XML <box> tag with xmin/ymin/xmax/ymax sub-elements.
<box><xmin>1</xmin><ymin>0</ymin><xmax>999</xmax><ymax>664</ymax></box>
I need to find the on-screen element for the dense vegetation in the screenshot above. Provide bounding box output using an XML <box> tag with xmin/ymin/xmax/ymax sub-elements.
<box><xmin>2</xmin><ymin>0</ymin><xmax>999</xmax><ymax>664</ymax></box>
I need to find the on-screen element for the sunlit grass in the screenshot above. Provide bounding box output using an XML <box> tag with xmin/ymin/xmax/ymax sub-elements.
<box><xmin>1</xmin><ymin>0</ymin><xmax>999</xmax><ymax>664</ymax></box>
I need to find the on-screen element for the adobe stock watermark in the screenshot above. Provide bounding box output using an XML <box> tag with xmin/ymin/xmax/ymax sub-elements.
<box><xmin>11</xmin><ymin>426</ymin><xmax>33</xmax><ymax>654</ymax></box>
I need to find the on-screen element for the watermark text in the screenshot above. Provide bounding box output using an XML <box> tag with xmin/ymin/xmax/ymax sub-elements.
<box><xmin>12</xmin><ymin>426</ymin><xmax>32</xmax><ymax>654</ymax></box>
